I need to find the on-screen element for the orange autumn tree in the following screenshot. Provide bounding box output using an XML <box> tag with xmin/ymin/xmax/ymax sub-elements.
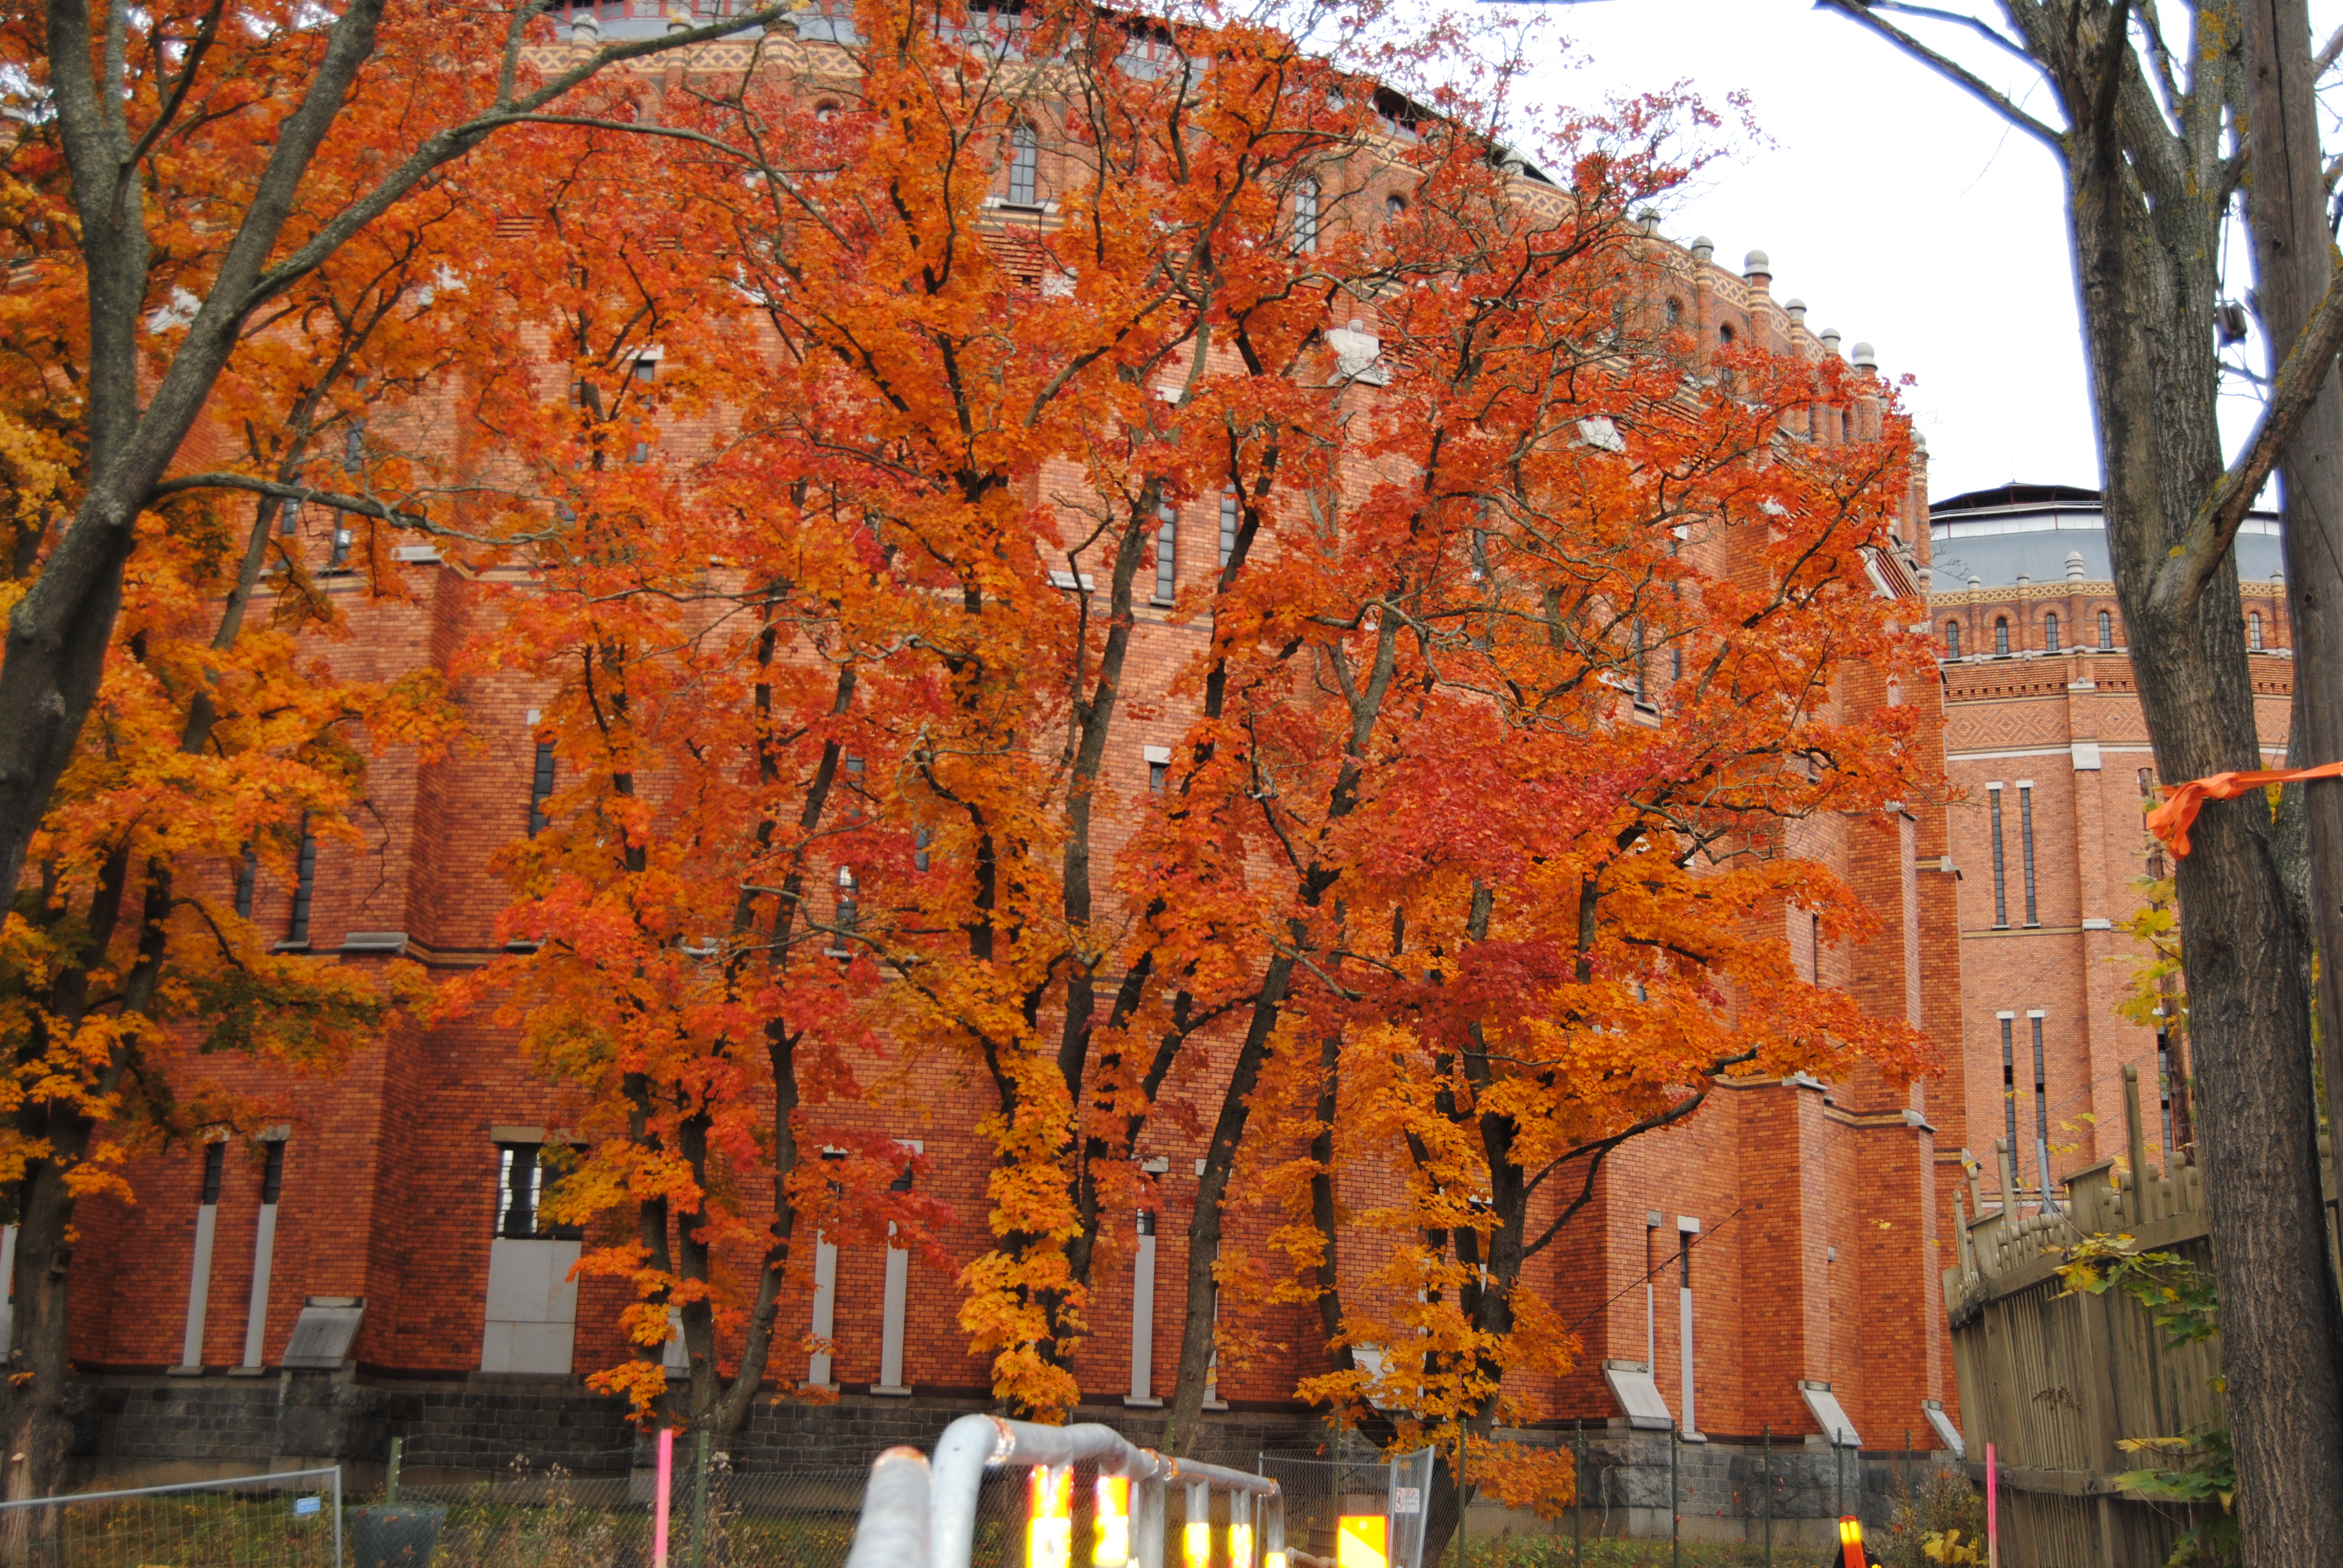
<box><xmin>0</xmin><ymin>0</ymin><xmax>855</xmax><ymax>1496</ymax></box>
<box><xmin>1086</xmin><ymin>81</ymin><xmax>1935</xmax><ymax>1539</ymax></box>
<box><xmin>647</xmin><ymin>0</ymin><xmax>1441</xmax><ymax>1417</ymax></box>
<box><xmin>430</xmin><ymin>106</ymin><xmax>955</xmax><ymax>1443</ymax></box>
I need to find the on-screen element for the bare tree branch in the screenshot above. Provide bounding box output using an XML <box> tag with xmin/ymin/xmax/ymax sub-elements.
<box><xmin>2158</xmin><ymin>270</ymin><xmax>2343</xmax><ymax>616</ymax></box>
<box><xmin>1814</xmin><ymin>0</ymin><xmax>2068</xmax><ymax>153</ymax></box>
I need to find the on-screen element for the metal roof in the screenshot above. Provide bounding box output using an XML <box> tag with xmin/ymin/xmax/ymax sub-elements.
<box><xmin>1927</xmin><ymin>483</ymin><xmax>2285</xmax><ymax>590</ymax></box>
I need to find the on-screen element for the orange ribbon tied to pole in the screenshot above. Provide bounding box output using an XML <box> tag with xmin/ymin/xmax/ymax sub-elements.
<box><xmin>2146</xmin><ymin>762</ymin><xmax>2343</xmax><ymax>857</ymax></box>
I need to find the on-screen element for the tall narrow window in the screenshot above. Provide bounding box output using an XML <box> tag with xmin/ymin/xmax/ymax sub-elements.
<box><xmin>278</xmin><ymin>500</ymin><xmax>301</xmax><ymax>538</ymax></box>
<box><xmin>1994</xmin><ymin>618</ymin><xmax>2010</xmax><ymax>656</ymax></box>
<box><xmin>2099</xmin><ymin>610</ymin><xmax>2114</xmax><ymax>649</ymax></box>
<box><xmin>914</xmin><ymin>826</ymin><xmax>932</xmax><ymax>874</ymax></box>
<box><xmin>528</xmin><ymin>740</ymin><xmax>556</xmax><ymax>837</ymax></box>
<box><xmin>2019</xmin><ymin>784</ymin><xmax>2039</xmax><ymax>926</ymax></box>
<box><xmin>2001</xmin><ymin>1016</ymin><xmax>2019</xmax><ymax>1163</ymax></box>
<box><xmin>234</xmin><ymin>845</ymin><xmax>258</xmax><ymax>919</ymax></box>
<box><xmin>2031</xmin><ymin>1014</ymin><xmax>2050</xmax><ymax>1165</ymax></box>
<box><xmin>1008</xmin><ymin>121</ymin><xmax>1038</xmax><ymax>204</ymax></box>
<box><xmin>1988</xmin><ymin>786</ymin><xmax>2008</xmax><ymax>928</ymax></box>
<box><xmin>1294</xmin><ymin>177</ymin><xmax>1320</xmax><ymax>253</ymax></box>
<box><xmin>1945</xmin><ymin>621</ymin><xmax>1961</xmax><ymax>658</ymax></box>
<box><xmin>1218</xmin><ymin>490</ymin><xmax>1239</xmax><ymax>570</ymax></box>
<box><xmin>202</xmin><ymin>1143</ymin><xmax>226</xmax><ymax>1207</ymax></box>
<box><xmin>1153</xmin><ymin>498</ymin><xmax>1177</xmax><ymax>604</ymax></box>
<box><xmin>2249</xmin><ymin>610</ymin><xmax>2264</xmax><ymax>650</ymax></box>
<box><xmin>831</xmin><ymin>866</ymin><xmax>859</xmax><ymax>953</ymax></box>
<box><xmin>2043</xmin><ymin>613</ymin><xmax>2059</xmax><ymax>653</ymax></box>
<box><xmin>327</xmin><ymin>514</ymin><xmax>353</xmax><ymax>570</ymax></box>
<box><xmin>1149</xmin><ymin>760</ymin><xmax>1168</xmax><ymax>794</ymax></box>
<box><xmin>285</xmin><ymin>818</ymin><xmax>316</xmax><ymax>947</ymax></box>
<box><xmin>1810</xmin><ymin>912</ymin><xmax>1821</xmax><ymax>984</ymax></box>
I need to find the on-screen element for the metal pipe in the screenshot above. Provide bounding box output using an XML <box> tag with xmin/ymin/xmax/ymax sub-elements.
<box><xmin>847</xmin><ymin>1448</ymin><xmax>934</xmax><ymax>1568</ymax></box>
<box><xmin>921</xmin><ymin>1415</ymin><xmax>1279</xmax><ymax>1568</ymax></box>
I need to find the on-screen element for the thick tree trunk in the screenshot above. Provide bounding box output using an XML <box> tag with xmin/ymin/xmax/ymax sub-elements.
<box><xmin>1159</xmin><ymin>953</ymin><xmax>1293</xmax><ymax>1455</ymax></box>
<box><xmin>3</xmin><ymin>1146</ymin><xmax>88</xmax><ymax>1529</ymax></box>
<box><xmin>2244</xmin><ymin>0</ymin><xmax>2343</xmax><ymax>1320</ymax></box>
<box><xmin>2063</xmin><ymin>51</ymin><xmax>2343</xmax><ymax>1563</ymax></box>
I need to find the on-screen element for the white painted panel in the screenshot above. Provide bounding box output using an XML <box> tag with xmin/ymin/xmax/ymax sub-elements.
<box><xmin>877</xmin><ymin>1229</ymin><xmax>909</xmax><ymax>1390</ymax></box>
<box><xmin>180</xmin><ymin>1205</ymin><xmax>218</xmax><ymax>1368</ymax></box>
<box><xmin>807</xmin><ymin>1236</ymin><xmax>838</xmax><ymax>1387</ymax></box>
<box><xmin>241</xmin><ymin>1205</ymin><xmax>278</xmax><ymax>1368</ymax></box>
<box><xmin>481</xmin><ymin>1239</ymin><xmax>581</xmax><ymax>1373</ymax></box>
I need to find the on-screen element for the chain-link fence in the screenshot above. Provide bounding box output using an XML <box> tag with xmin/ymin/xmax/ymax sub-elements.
<box><xmin>378</xmin><ymin>1442</ymin><xmax>1082</xmax><ymax>1567</ymax></box>
<box><xmin>0</xmin><ymin>1466</ymin><xmax>343</xmax><ymax>1568</ymax></box>
<box><xmin>1257</xmin><ymin>1449</ymin><xmax>1432</xmax><ymax>1568</ymax></box>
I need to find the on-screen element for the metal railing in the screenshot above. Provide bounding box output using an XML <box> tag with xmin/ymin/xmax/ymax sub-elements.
<box><xmin>0</xmin><ymin>1465</ymin><xmax>344</xmax><ymax>1567</ymax></box>
<box><xmin>844</xmin><ymin>1416</ymin><xmax>1283</xmax><ymax>1568</ymax></box>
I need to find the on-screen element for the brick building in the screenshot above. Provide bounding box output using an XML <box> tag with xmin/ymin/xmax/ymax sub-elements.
<box><xmin>33</xmin><ymin>16</ymin><xmax>1968</xmax><ymax>1532</ymax></box>
<box><xmin>1923</xmin><ymin>482</ymin><xmax>2289</xmax><ymax>1217</ymax></box>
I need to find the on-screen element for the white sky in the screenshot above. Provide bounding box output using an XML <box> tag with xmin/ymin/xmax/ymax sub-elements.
<box><xmin>1442</xmin><ymin>0</ymin><xmax>2343</xmax><ymax>505</ymax></box>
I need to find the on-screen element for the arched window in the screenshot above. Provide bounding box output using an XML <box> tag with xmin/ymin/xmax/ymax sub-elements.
<box><xmin>1384</xmin><ymin>193</ymin><xmax>1406</xmax><ymax>223</ymax></box>
<box><xmin>1945</xmin><ymin>621</ymin><xmax>1962</xmax><ymax>659</ymax></box>
<box><xmin>1008</xmin><ymin>120</ymin><xmax>1038</xmax><ymax>205</ymax></box>
<box><xmin>1294</xmin><ymin>178</ymin><xmax>1320</xmax><ymax>254</ymax></box>
<box><xmin>1842</xmin><ymin>406</ymin><xmax>1858</xmax><ymax>442</ymax></box>
<box><xmin>1717</xmin><ymin>322</ymin><xmax>1735</xmax><ymax>347</ymax></box>
<box><xmin>1665</xmin><ymin>298</ymin><xmax>1683</xmax><ymax>327</ymax></box>
<box><xmin>2044</xmin><ymin>613</ymin><xmax>2060</xmax><ymax>654</ymax></box>
<box><xmin>1995</xmin><ymin>618</ymin><xmax>2010</xmax><ymax>656</ymax></box>
<box><xmin>2099</xmin><ymin>610</ymin><xmax>2114</xmax><ymax>649</ymax></box>
<box><xmin>2249</xmin><ymin>610</ymin><xmax>2265</xmax><ymax>650</ymax></box>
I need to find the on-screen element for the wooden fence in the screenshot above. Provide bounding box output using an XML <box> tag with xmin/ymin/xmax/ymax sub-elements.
<box><xmin>1941</xmin><ymin>1067</ymin><xmax>2224</xmax><ymax>1567</ymax></box>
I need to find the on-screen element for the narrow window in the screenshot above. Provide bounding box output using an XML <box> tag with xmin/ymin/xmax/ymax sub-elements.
<box><xmin>278</xmin><ymin>500</ymin><xmax>301</xmax><ymax>538</ymax></box>
<box><xmin>528</xmin><ymin>740</ymin><xmax>556</xmax><ymax>837</ymax></box>
<box><xmin>1009</xmin><ymin>121</ymin><xmax>1038</xmax><ymax>204</ymax></box>
<box><xmin>2249</xmin><ymin>610</ymin><xmax>2264</xmax><ymax>650</ymax></box>
<box><xmin>286</xmin><ymin>817</ymin><xmax>317</xmax><ymax>947</ymax></box>
<box><xmin>1988</xmin><ymin>786</ymin><xmax>2008</xmax><ymax>929</ymax></box>
<box><xmin>843</xmin><ymin>755</ymin><xmax>867</xmax><ymax>821</ymax></box>
<box><xmin>1717</xmin><ymin>322</ymin><xmax>1735</xmax><ymax>347</ymax></box>
<box><xmin>1994</xmin><ymin>618</ymin><xmax>2010</xmax><ymax>656</ymax></box>
<box><xmin>1810</xmin><ymin>912</ymin><xmax>1821</xmax><ymax>983</ymax></box>
<box><xmin>1153</xmin><ymin>498</ymin><xmax>1177</xmax><ymax>604</ymax></box>
<box><xmin>2019</xmin><ymin>784</ymin><xmax>2039</xmax><ymax>926</ymax></box>
<box><xmin>1384</xmin><ymin>193</ymin><xmax>1405</xmax><ymax>223</ymax></box>
<box><xmin>914</xmin><ymin>826</ymin><xmax>932</xmax><ymax>874</ymax></box>
<box><xmin>2099</xmin><ymin>610</ymin><xmax>2114</xmax><ymax>649</ymax></box>
<box><xmin>327</xmin><ymin>515</ymin><xmax>353</xmax><ymax>570</ymax></box>
<box><xmin>2043</xmin><ymin>613</ymin><xmax>2059</xmax><ymax>654</ymax></box>
<box><xmin>2031</xmin><ymin>1016</ymin><xmax>2050</xmax><ymax>1167</ymax></box>
<box><xmin>2001</xmin><ymin>1018</ymin><xmax>2019</xmax><ymax>1165</ymax></box>
<box><xmin>633</xmin><ymin>358</ymin><xmax>657</xmax><ymax>383</ymax></box>
<box><xmin>260</xmin><ymin>1140</ymin><xmax>286</xmax><ymax>1206</ymax></box>
<box><xmin>628</xmin><ymin>423</ymin><xmax>649</xmax><ymax>463</ymax></box>
<box><xmin>497</xmin><ymin>1145</ymin><xmax>540</xmax><ymax>1238</ymax></box>
<box><xmin>1945</xmin><ymin>621</ymin><xmax>1961</xmax><ymax>659</ymax></box>
<box><xmin>1664</xmin><ymin>298</ymin><xmax>1682</xmax><ymax>327</ymax></box>
<box><xmin>1670</xmin><ymin>637</ymin><xmax>1683</xmax><ymax>683</ymax></box>
<box><xmin>234</xmin><ymin>844</ymin><xmax>258</xmax><ymax>919</ymax></box>
<box><xmin>202</xmin><ymin>1143</ymin><xmax>226</xmax><ymax>1206</ymax></box>
<box><xmin>1631</xmin><ymin>619</ymin><xmax>1649</xmax><ymax>698</ymax></box>
<box><xmin>1218</xmin><ymin>490</ymin><xmax>1239</xmax><ymax>570</ymax></box>
<box><xmin>1294</xmin><ymin>178</ymin><xmax>1319</xmax><ymax>254</ymax></box>
<box><xmin>834</xmin><ymin>866</ymin><xmax>859</xmax><ymax>948</ymax></box>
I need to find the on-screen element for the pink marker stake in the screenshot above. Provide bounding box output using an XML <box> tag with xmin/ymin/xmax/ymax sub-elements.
<box><xmin>654</xmin><ymin>1426</ymin><xmax>675</xmax><ymax>1568</ymax></box>
<box><xmin>1985</xmin><ymin>1440</ymin><xmax>1997</xmax><ymax>1568</ymax></box>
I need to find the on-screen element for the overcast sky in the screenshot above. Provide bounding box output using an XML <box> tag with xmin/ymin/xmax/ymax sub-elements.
<box><xmin>1446</xmin><ymin>0</ymin><xmax>2337</xmax><ymax>505</ymax></box>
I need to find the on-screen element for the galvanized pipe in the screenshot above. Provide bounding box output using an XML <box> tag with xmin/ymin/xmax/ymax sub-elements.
<box><xmin>847</xmin><ymin>1446</ymin><xmax>934</xmax><ymax>1568</ymax></box>
<box><xmin>913</xmin><ymin>1414</ymin><xmax>1280</xmax><ymax>1568</ymax></box>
